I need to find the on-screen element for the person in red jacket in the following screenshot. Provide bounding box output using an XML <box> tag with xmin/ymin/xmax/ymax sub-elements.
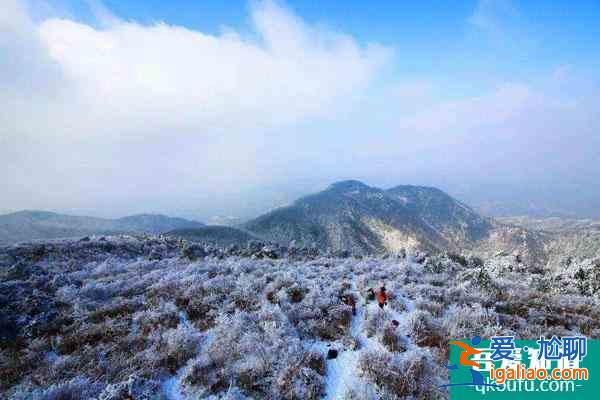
<box><xmin>377</xmin><ymin>286</ymin><xmax>387</xmax><ymax>309</ymax></box>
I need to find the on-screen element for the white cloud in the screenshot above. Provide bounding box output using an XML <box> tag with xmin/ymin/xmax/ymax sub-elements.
<box><xmin>30</xmin><ymin>0</ymin><xmax>389</xmax><ymax>136</ymax></box>
<box><xmin>356</xmin><ymin>67</ymin><xmax>599</xmax><ymax>192</ymax></box>
<box><xmin>1</xmin><ymin>0</ymin><xmax>599</xmax><ymax>219</ymax></box>
<box><xmin>0</xmin><ymin>0</ymin><xmax>391</xmax><ymax>216</ymax></box>
<box><xmin>398</xmin><ymin>83</ymin><xmax>533</xmax><ymax>135</ymax></box>
<box><xmin>2</xmin><ymin>0</ymin><xmax>391</xmax><ymax>143</ymax></box>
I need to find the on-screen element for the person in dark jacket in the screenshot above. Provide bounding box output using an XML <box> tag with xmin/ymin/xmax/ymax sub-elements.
<box><xmin>341</xmin><ymin>294</ymin><xmax>357</xmax><ymax>315</ymax></box>
<box><xmin>367</xmin><ymin>288</ymin><xmax>376</xmax><ymax>302</ymax></box>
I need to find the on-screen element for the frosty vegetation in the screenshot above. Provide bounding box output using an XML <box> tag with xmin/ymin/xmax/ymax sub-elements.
<box><xmin>1</xmin><ymin>235</ymin><xmax>599</xmax><ymax>399</ymax></box>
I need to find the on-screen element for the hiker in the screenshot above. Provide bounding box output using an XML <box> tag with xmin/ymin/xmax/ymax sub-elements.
<box><xmin>366</xmin><ymin>287</ymin><xmax>376</xmax><ymax>302</ymax></box>
<box><xmin>377</xmin><ymin>286</ymin><xmax>387</xmax><ymax>309</ymax></box>
<box><xmin>341</xmin><ymin>294</ymin><xmax>357</xmax><ymax>315</ymax></box>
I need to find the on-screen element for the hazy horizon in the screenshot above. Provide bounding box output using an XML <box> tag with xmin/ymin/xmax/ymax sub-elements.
<box><xmin>1</xmin><ymin>178</ymin><xmax>597</xmax><ymax>223</ymax></box>
<box><xmin>2</xmin><ymin>0</ymin><xmax>600</xmax><ymax>220</ymax></box>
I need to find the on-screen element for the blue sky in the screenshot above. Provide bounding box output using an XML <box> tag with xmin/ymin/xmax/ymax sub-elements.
<box><xmin>3</xmin><ymin>0</ymin><xmax>600</xmax><ymax>218</ymax></box>
<box><xmin>36</xmin><ymin>0</ymin><xmax>600</xmax><ymax>86</ymax></box>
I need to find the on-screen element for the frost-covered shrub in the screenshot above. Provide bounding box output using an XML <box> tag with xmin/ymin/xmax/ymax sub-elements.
<box><xmin>459</xmin><ymin>267</ymin><xmax>502</xmax><ymax>298</ymax></box>
<box><xmin>424</xmin><ymin>254</ymin><xmax>460</xmax><ymax>273</ymax></box>
<box><xmin>552</xmin><ymin>259</ymin><xmax>600</xmax><ymax>297</ymax></box>
<box><xmin>133</xmin><ymin>301</ymin><xmax>180</xmax><ymax>334</ymax></box>
<box><xmin>184</xmin><ymin>308</ymin><xmax>305</xmax><ymax>397</ymax></box>
<box><xmin>415</xmin><ymin>298</ymin><xmax>444</xmax><ymax>317</ymax></box>
<box><xmin>468</xmin><ymin>255</ymin><xmax>484</xmax><ymax>268</ymax></box>
<box><xmin>57</xmin><ymin>320</ymin><xmax>129</xmax><ymax>355</ymax></box>
<box><xmin>358</xmin><ymin>349</ymin><xmax>438</xmax><ymax>397</ymax></box>
<box><xmin>78</xmin><ymin>282</ymin><xmax>112</xmax><ymax>302</ymax></box>
<box><xmin>447</xmin><ymin>252</ymin><xmax>468</xmax><ymax>267</ymax></box>
<box><xmin>97</xmin><ymin>376</ymin><xmax>164</xmax><ymax>400</ymax></box>
<box><xmin>362</xmin><ymin>310</ymin><xmax>407</xmax><ymax>352</ymax></box>
<box><xmin>364</xmin><ymin>309</ymin><xmax>386</xmax><ymax>338</ymax></box>
<box><xmin>442</xmin><ymin>304</ymin><xmax>503</xmax><ymax>339</ymax></box>
<box><xmin>0</xmin><ymin>347</ymin><xmax>37</xmax><ymax>391</ymax></box>
<box><xmin>293</xmin><ymin>286</ymin><xmax>353</xmax><ymax>340</ymax></box>
<box><xmin>286</xmin><ymin>284</ymin><xmax>308</xmax><ymax>303</ymax></box>
<box><xmin>211</xmin><ymin>387</ymin><xmax>251</xmax><ymax>400</ymax></box>
<box><xmin>485</xmin><ymin>256</ymin><xmax>518</xmax><ymax>275</ymax></box>
<box><xmin>512</xmin><ymin>293</ymin><xmax>600</xmax><ymax>336</ymax></box>
<box><xmin>343</xmin><ymin>384</ymin><xmax>381</xmax><ymax>400</ymax></box>
<box><xmin>403</xmin><ymin>282</ymin><xmax>446</xmax><ymax>306</ymax></box>
<box><xmin>142</xmin><ymin>326</ymin><xmax>198</xmax><ymax>372</ymax></box>
<box><xmin>315</xmin><ymin>304</ymin><xmax>353</xmax><ymax>340</ymax></box>
<box><xmin>303</xmin><ymin>351</ymin><xmax>326</xmax><ymax>376</ymax></box>
<box><xmin>14</xmin><ymin>377</ymin><xmax>105</xmax><ymax>400</ymax></box>
<box><xmin>176</xmin><ymin>296</ymin><xmax>215</xmax><ymax>331</ymax></box>
<box><xmin>234</xmin><ymin>354</ymin><xmax>272</xmax><ymax>393</ymax></box>
<box><xmin>87</xmin><ymin>298</ymin><xmax>144</xmax><ymax>323</ymax></box>
<box><xmin>264</xmin><ymin>274</ymin><xmax>295</xmax><ymax>296</ymax></box>
<box><xmin>182</xmin><ymin>353</ymin><xmax>227</xmax><ymax>394</ymax></box>
<box><xmin>404</xmin><ymin>310</ymin><xmax>446</xmax><ymax>348</ymax></box>
<box><xmin>519</xmin><ymin>323</ymin><xmax>574</xmax><ymax>339</ymax></box>
<box><xmin>2</xmin><ymin>235</ymin><xmax>599</xmax><ymax>398</ymax></box>
<box><xmin>380</xmin><ymin>324</ymin><xmax>408</xmax><ymax>353</ymax></box>
<box><xmin>230</xmin><ymin>278</ymin><xmax>263</xmax><ymax>312</ymax></box>
<box><xmin>272</xmin><ymin>352</ymin><xmax>325</xmax><ymax>400</ymax></box>
<box><xmin>181</xmin><ymin>243</ymin><xmax>207</xmax><ymax>260</ymax></box>
<box><xmin>146</xmin><ymin>279</ymin><xmax>186</xmax><ymax>304</ymax></box>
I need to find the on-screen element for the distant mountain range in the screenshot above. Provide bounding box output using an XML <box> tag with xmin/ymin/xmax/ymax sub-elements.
<box><xmin>0</xmin><ymin>211</ymin><xmax>204</xmax><ymax>244</ymax></box>
<box><xmin>3</xmin><ymin>182</ymin><xmax>598</xmax><ymax>268</ymax></box>
<box><xmin>1</xmin><ymin>181</ymin><xmax>492</xmax><ymax>253</ymax></box>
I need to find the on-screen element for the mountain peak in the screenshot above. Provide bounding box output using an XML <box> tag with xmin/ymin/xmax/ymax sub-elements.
<box><xmin>245</xmin><ymin>180</ymin><xmax>491</xmax><ymax>253</ymax></box>
<box><xmin>387</xmin><ymin>184</ymin><xmax>444</xmax><ymax>194</ymax></box>
<box><xmin>327</xmin><ymin>180</ymin><xmax>371</xmax><ymax>192</ymax></box>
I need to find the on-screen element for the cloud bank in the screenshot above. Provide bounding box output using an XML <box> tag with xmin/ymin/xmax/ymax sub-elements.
<box><xmin>1</xmin><ymin>0</ymin><xmax>599</xmax><ymax>219</ymax></box>
<box><xmin>1</xmin><ymin>0</ymin><xmax>390</xmax><ymax>216</ymax></box>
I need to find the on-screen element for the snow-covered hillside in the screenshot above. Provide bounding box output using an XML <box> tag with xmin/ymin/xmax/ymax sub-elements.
<box><xmin>1</xmin><ymin>235</ymin><xmax>599</xmax><ymax>399</ymax></box>
<box><xmin>243</xmin><ymin>180</ymin><xmax>492</xmax><ymax>255</ymax></box>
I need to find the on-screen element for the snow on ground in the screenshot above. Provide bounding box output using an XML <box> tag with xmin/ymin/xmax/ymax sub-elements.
<box><xmin>318</xmin><ymin>300</ymin><xmax>365</xmax><ymax>400</ymax></box>
<box><xmin>321</xmin><ymin>303</ymin><xmax>372</xmax><ymax>399</ymax></box>
<box><xmin>174</xmin><ymin>292</ymin><xmax>420</xmax><ymax>400</ymax></box>
<box><xmin>319</xmin><ymin>279</ymin><xmax>420</xmax><ymax>400</ymax></box>
<box><xmin>162</xmin><ymin>369</ymin><xmax>187</xmax><ymax>400</ymax></box>
<box><xmin>3</xmin><ymin>235</ymin><xmax>598</xmax><ymax>399</ymax></box>
<box><xmin>162</xmin><ymin>310</ymin><xmax>210</xmax><ymax>400</ymax></box>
